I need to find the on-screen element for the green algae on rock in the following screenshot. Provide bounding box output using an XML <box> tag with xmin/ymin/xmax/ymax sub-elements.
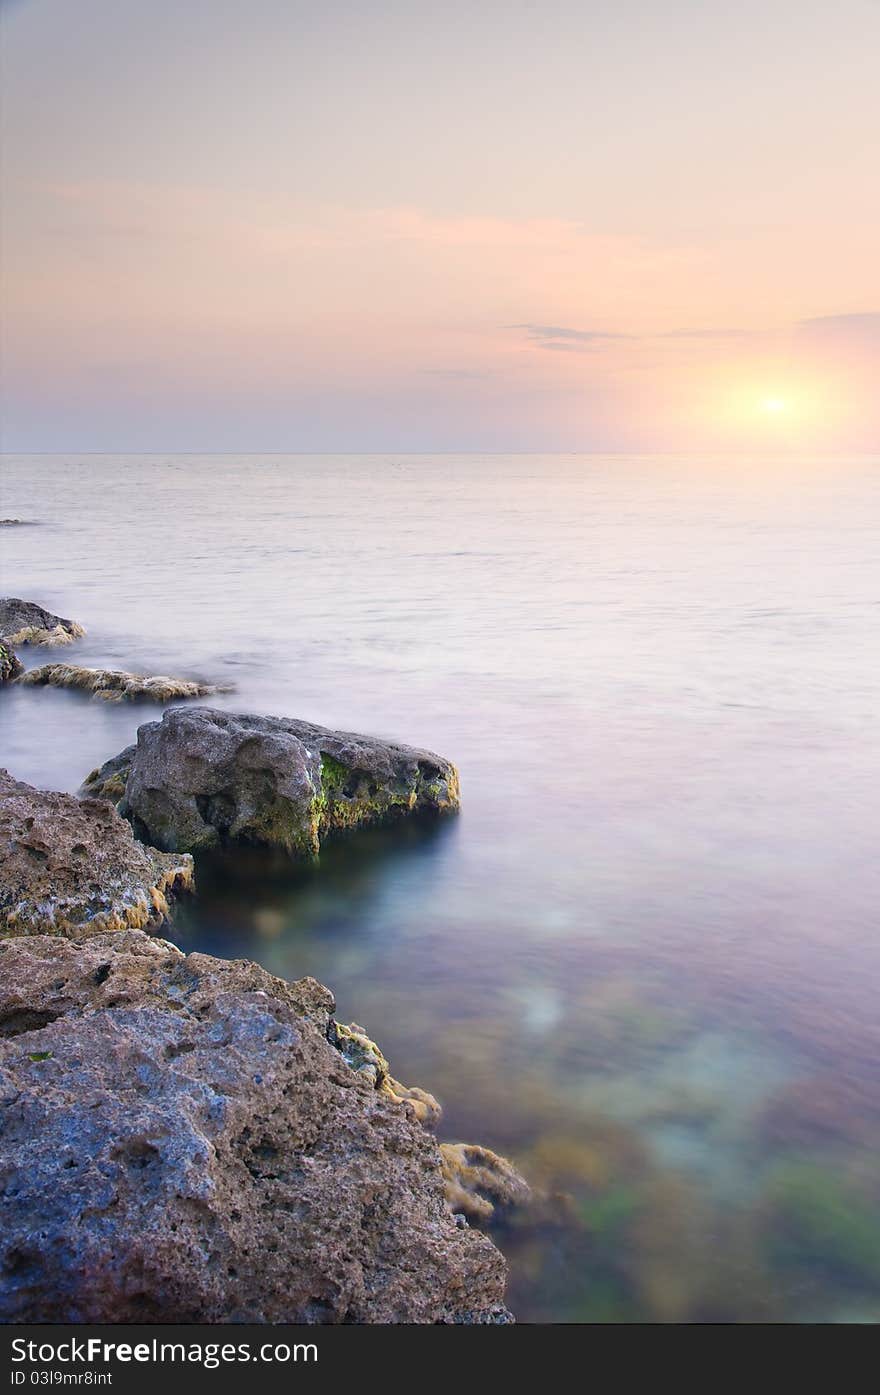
<box><xmin>0</xmin><ymin>769</ymin><xmax>194</xmax><ymax>938</ymax></box>
<box><xmin>84</xmin><ymin>706</ymin><xmax>460</xmax><ymax>858</ymax></box>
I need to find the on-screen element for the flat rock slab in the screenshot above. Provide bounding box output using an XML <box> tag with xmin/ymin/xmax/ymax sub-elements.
<box><xmin>83</xmin><ymin>706</ymin><xmax>460</xmax><ymax>856</ymax></box>
<box><xmin>0</xmin><ymin>598</ymin><xmax>85</xmax><ymax>647</ymax></box>
<box><xmin>0</xmin><ymin>770</ymin><xmax>193</xmax><ymax>937</ymax></box>
<box><xmin>0</xmin><ymin>931</ymin><xmax>510</xmax><ymax>1323</ymax></box>
<box><xmin>19</xmin><ymin>664</ymin><xmax>229</xmax><ymax>703</ymax></box>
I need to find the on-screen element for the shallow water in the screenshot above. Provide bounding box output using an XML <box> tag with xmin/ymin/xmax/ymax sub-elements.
<box><xmin>3</xmin><ymin>452</ymin><xmax>880</xmax><ymax>1322</ymax></box>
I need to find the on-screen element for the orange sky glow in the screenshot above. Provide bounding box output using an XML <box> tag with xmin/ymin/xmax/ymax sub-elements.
<box><xmin>1</xmin><ymin>0</ymin><xmax>878</xmax><ymax>452</ymax></box>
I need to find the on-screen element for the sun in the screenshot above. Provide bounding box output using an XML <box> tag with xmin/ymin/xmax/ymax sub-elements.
<box><xmin>702</xmin><ymin>366</ymin><xmax>847</xmax><ymax>445</ymax></box>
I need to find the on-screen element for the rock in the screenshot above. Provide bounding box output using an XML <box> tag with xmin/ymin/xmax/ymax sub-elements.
<box><xmin>0</xmin><ymin>931</ymin><xmax>511</xmax><ymax>1323</ymax></box>
<box><xmin>0</xmin><ymin>642</ymin><xmax>23</xmax><ymax>683</ymax></box>
<box><xmin>0</xmin><ymin>598</ymin><xmax>85</xmax><ymax>647</ymax></box>
<box><xmin>18</xmin><ymin>664</ymin><xmax>231</xmax><ymax>703</ymax></box>
<box><xmin>330</xmin><ymin>1020</ymin><xmax>443</xmax><ymax>1127</ymax></box>
<box><xmin>0</xmin><ymin>770</ymin><xmax>194</xmax><ymax>938</ymax></box>
<box><xmin>440</xmin><ymin>1143</ymin><xmax>533</xmax><ymax>1225</ymax></box>
<box><xmin>89</xmin><ymin>707</ymin><xmax>459</xmax><ymax>856</ymax></box>
<box><xmin>81</xmin><ymin>745</ymin><xmax>135</xmax><ymax>803</ymax></box>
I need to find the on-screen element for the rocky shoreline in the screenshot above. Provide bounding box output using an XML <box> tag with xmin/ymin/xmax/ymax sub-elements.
<box><xmin>1</xmin><ymin>598</ymin><xmax>226</xmax><ymax>700</ymax></box>
<box><xmin>0</xmin><ymin>931</ymin><xmax>515</xmax><ymax>1323</ymax></box>
<box><xmin>0</xmin><ymin>597</ymin><xmax>526</xmax><ymax>1323</ymax></box>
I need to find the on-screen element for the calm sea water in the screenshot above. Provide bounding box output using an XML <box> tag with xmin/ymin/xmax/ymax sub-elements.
<box><xmin>3</xmin><ymin>452</ymin><xmax>880</xmax><ymax>1322</ymax></box>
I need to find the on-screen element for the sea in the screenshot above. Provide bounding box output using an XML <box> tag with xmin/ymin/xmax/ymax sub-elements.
<box><xmin>3</xmin><ymin>451</ymin><xmax>880</xmax><ymax>1322</ymax></box>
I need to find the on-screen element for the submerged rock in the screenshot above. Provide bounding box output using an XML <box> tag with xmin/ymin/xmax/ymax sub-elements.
<box><xmin>0</xmin><ymin>771</ymin><xmax>193</xmax><ymax>938</ymax></box>
<box><xmin>0</xmin><ymin>930</ymin><xmax>511</xmax><ymax>1323</ymax></box>
<box><xmin>0</xmin><ymin>597</ymin><xmax>85</xmax><ymax>647</ymax></box>
<box><xmin>18</xmin><ymin>664</ymin><xmax>231</xmax><ymax>703</ymax></box>
<box><xmin>0</xmin><ymin>642</ymin><xmax>23</xmax><ymax>683</ymax></box>
<box><xmin>86</xmin><ymin>706</ymin><xmax>460</xmax><ymax>856</ymax></box>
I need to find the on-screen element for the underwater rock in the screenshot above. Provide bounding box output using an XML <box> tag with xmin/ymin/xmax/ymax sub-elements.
<box><xmin>18</xmin><ymin>664</ymin><xmax>230</xmax><ymax>703</ymax></box>
<box><xmin>92</xmin><ymin>706</ymin><xmax>459</xmax><ymax>856</ymax></box>
<box><xmin>0</xmin><ymin>598</ymin><xmax>85</xmax><ymax>647</ymax></box>
<box><xmin>0</xmin><ymin>770</ymin><xmax>193</xmax><ymax>938</ymax></box>
<box><xmin>0</xmin><ymin>931</ymin><xmax>511</xmax><ymax>1323</ymax></box>
<box><xmin>0</xmin><ymin>642</ymin><xmax>23</xmax><ymax>683</ymax></box>
<box><xmin>440</xmin><ymin>1143</ymin><xmax>533</xmax><ymax>1225</ymax></box>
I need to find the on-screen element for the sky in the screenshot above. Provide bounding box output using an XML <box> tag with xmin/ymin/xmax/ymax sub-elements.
<box><xmin>1</xmin><ymin>0</ymin><xmax>878</xmax><ymax>453</ymax></box>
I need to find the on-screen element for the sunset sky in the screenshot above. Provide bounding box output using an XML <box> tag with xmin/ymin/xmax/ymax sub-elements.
<box><xmin>1</xmin><ymin>0</ymin><xmax>878</xmax><ymax>452</ymax></box>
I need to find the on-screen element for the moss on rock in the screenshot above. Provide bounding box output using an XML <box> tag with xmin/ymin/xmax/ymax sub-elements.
<box><xmin>87</xmin><ymin>708</ymin><xmax>460</xmax><ymax>859</ymax></box>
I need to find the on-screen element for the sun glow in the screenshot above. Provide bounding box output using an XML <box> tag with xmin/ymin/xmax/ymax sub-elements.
<box><xmin>691</xmin><ymin>362</ymin><xmax>853</xmax><ymax>450</ymax></box>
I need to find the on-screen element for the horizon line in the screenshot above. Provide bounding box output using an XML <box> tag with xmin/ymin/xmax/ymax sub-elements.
<box><xmin>2</xmin><ymin>449</ymin><xmax>878</xmax><ymax>459</ymax></box>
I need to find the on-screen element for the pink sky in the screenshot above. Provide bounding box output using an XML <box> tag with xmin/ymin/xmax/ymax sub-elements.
<box><xmin>1</xmin><ymin>0</ymin><xmax>878</xmax><ymax>451</ymax></box>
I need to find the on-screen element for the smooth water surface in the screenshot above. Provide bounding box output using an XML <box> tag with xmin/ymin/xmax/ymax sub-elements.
<box><xmin>3</xmin><ymin>453</ymin><xmax>880</xmax><ymax>1322</ymax></box>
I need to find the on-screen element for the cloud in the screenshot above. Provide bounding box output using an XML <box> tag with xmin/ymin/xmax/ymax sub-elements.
<box><xmin>797</xmin><ymin>313</ymin><xmax>880</xmax><ymax>344</ymax></box>
<box><xmin>657</xmin><ymin>327</ymin><xmax>756</xmax><ymax>340</ymax></box>
<box><xmin>514</xmin><ymin>322</ymin><xmax>763</xmax><ymax>351</ymax></box>
<box><xmin>512</xmin><ymin>323</ymin><xmax>631</xmax><ymax>351</ymax></box>
<box><xmin>514</xmin><ymin>317</ymin><xmax>880</xmax><ymax>356</ymax></box>
<box><xmin>418</xmin><ymin>368</ymin><xmax>491</xmax><ymax>379</ymax></box>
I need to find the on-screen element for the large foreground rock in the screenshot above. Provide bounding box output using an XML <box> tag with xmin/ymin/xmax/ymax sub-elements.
<box><xmin>0</xmin><ymin>771</ymin><xmax>193</xmax><ymax>937</ymax></box>
<box><xmin>83</xmin><ymin>707</ymin><xmax>460</xmax><ymax>856</ymax></box>
<box><xmin>0</xmin><ymin>931</ymin><xmax>510</xmax><ymax>1323</ymax></box>
<box><xmin>0</xmin><ymin>597</ymin><xmax>85</xmax><ymax>647</ymax></box>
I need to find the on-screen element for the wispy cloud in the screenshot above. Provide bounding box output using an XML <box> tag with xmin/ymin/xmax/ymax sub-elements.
<box><xmin>514</xmin><ymin>318</ymin><xmax>879</xmax><ymax>353</ymax></box>
<box><xmin>657</xmin><ymin>327</ymin><xmax>756</xmax><ymax>340</ymax></box>
<box><xmin>512</xmin><ymin>323</ymin><xmax>632</xmax><ymax>352</ymax></box>
<box><xmin>512</xmin><ymin>321</ymin><xmax>761</xmax><ymax>352</ymax></box>
<box><xmin>798</xmin><ymin>313</ymin><xmax>880</xmax><ymax>344</ymax></box>
<box><xmin>418</xmin><ymin>368</ymin><xmax>491</xmax><ymax>379</ymax></box>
